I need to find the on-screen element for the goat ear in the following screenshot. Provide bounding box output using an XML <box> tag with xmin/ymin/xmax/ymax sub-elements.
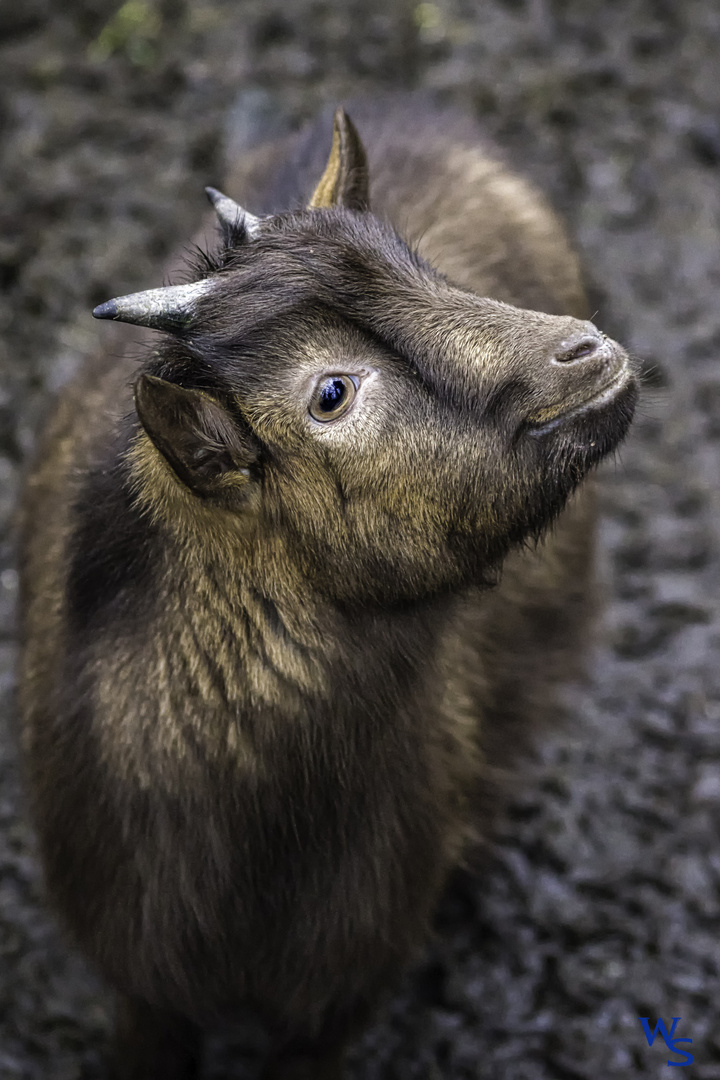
<box><xmin>308</xmin><ymin>108</ymin><xmax>370</xmax><ymax>211</ymax></box>
<box><xmin>134</xmin><ymin>375</ymin><xmax>258</xmax><ymax>497</ymax></box>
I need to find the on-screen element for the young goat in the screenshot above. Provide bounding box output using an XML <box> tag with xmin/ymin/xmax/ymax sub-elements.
<box><xmin>19</xmin><ymin>104</ymin><xmax>637</xmax><ymax>1079</ymax></box>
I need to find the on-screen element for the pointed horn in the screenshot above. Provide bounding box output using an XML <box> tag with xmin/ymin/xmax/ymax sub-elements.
<box><xmin>205</xmin><ymin>187</ymin><xmax>261</xmax><ymax>237</ymax></box>
<box><xmin>92</xmin><ymin>280</ymin><xmax>213</xmax><ymax>332</ymax></box>
<box><xmin>308</xmin><ymin>107</ymin><xmax>369</xmax><ymax>211</ymax></box>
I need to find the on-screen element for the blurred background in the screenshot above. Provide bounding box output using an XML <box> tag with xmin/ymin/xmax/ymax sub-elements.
<box><xmin>1</xmin><ymin>1</ymin><xmax>720</xmax><ymax>1077</ymax></box>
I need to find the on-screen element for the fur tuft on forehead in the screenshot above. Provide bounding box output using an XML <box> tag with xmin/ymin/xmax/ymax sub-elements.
<box><xmin>177</xmin><ymin>206</ymin><xmax>435</xmax><ymax>361</ymax></box>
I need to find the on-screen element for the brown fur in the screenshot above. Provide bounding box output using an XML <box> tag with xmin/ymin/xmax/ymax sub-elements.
<box><xmin>18</xmin><ymin>101</ymin><xmax>636</xmax><ymax>1079</ymax></box>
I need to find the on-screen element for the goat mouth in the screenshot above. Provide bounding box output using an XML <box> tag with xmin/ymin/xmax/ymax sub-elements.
<box><xmin>525</xmin><ymin>362</ymin><xmax>633</xmax><ymax>436</ymax></box>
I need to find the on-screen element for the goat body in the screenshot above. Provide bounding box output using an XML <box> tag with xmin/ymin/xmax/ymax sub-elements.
<box><xmin>19</xmin><ymin>101</ymin><xmax>636</xmax><ymax>1079</ymax></box>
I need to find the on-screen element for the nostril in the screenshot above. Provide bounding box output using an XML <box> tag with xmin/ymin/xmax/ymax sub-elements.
<box><xmin>553</xmin><ymin>334</ymin><xmax>602</xmax><ymax>364</ymax></box>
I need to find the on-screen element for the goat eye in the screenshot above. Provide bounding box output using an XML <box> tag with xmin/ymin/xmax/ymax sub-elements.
<box><xmin>309</xmin><ymin>375</ymin><xmax>358</xmax><ymax>422</ymax></box>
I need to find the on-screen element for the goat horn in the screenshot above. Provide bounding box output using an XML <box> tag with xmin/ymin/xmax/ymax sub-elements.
<box><xmin>92</xmin><ymin>280</ymin><xmax>213</xmax><ymax>332</ymax></box>
<box><xmin>205</xmin><ymin>187</ymin><xmax>261</xmax><ymax>237</ymax></box>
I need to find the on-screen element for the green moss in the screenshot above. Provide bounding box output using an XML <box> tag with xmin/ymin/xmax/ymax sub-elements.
<box><xmin>87</xmin><ymin>0</ymin><xmax>162</xmax><ymax>67</ymax></box>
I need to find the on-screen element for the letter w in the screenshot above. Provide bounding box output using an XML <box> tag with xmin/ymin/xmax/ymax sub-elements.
<box><xmin>638</xmin><ymin>1017</ymin><xmax>680</xmax><ymax>1047</ymax></box>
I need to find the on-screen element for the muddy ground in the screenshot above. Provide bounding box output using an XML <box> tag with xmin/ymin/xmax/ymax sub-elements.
<box><xmin>1</xmin><ymin>0</ymin><xmax>720</xmax><ymax>1077</ymax></box>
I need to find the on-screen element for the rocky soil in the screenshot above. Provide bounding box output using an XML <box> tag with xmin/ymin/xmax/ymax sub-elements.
<box><xmin>1</xmin><ymin>0</ymin><xmax>720</xmax><ymax>1077</ymax></box>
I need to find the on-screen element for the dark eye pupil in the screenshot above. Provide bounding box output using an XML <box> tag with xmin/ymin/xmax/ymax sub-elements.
<box><xmin>309</xmin><ymin>374</ymin><xmax>357</xmax><ymax>423</ymax></box>
<box><xmin>319</xmin><ymin>379</ymin><xmax>346</xmax><ymax>412</ymax></box>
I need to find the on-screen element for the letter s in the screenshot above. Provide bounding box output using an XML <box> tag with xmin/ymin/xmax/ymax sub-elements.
<box><xmin>667</xmin><ymin>1038</ymin><xmax>694</xmax><ymax>1067</ymax></box>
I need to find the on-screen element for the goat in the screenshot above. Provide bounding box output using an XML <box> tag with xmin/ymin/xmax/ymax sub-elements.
<box><xmin>18</xmin><ymin>102</ymin><xmax>637</xmax><ymax>1079</ymax></box>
